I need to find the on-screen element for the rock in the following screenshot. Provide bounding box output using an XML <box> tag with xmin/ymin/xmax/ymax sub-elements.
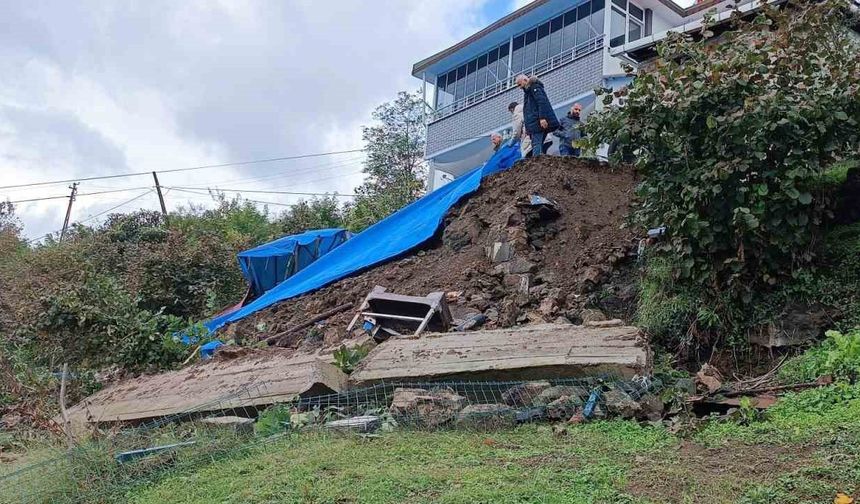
<box><xmin>552</xmin><ymin>423</ymin><xmax>568</xmax><ymax>436</ymax></box>
<box><xmin>538</xmin><ymin>297</ymin><xmax>558</xmax><ymax>317</ymax></box>
<box><xmin>638</xmin><ymin>394</ymin><xmax>664</xmax><ymax>421</ymax></box>
<box><xmin>501</xmin><ymin>381</ymin><xmax>552</xmax><ymax>407</ymax></box>
<box><xmin>553</xmin><ymin>316</ymin><xmax>572</xmax><ymax>324</ymax></box>
<box><xmin>498</xmin><ymin>299</ymin><xmax>520</xmax><ymax>328</ymax></box>
<box><xmin>673</xmin><ymin>378</ymin><xmax>696</xmax><ymax>395</ymax></box>
<box><xmin>199</xmin><ymin>416</ymin><xmax>255</xmax><ymax>435</ymax></box>
<box><xmin>579</xmin><ymin>308</ymin><xmax>607</xmax><ymax>324</ymax></box>
<box><xmin>581</xmin><ymin>266</ymin><xmax>604</xmax><ymax>285</ymax></box>
<box><xmin>488</xmin><ymin>241</ymin><xmax>514</xmax><ymax>262</ymax></box>
<box><xmin>603</xmin><ymin>389</ymin><xmax>641</xmax><ymax>419</ymax></box>
<box><xmin>325</xmin><ymin>415</ymin><xmax>381</xmax><ymax>433</ymax></box>
<box><xmin>456</xmin><ymin>404</ymin><xmax>517</xmax><ymax>429</ymax></box>
<box><xmin>494</xmin><ymin>257</ymin><xmax>538</xmax><ymax>275</ymax></box>
<box><xmin>585</xmin><ymin>319</ymin><xmax>624</xmax><ymax>328</ymax></box>
<box><xmin>532</xmin><ymin>385</ymin><xmax>589</xmax><ymax>407</ymax></box>
<box><xmin>484</xmin><ymin>307</ymin><xmax>499</xmax><ymax>322</ymax></box>
<box><xmin>0</xmin><ymin>413</ymin><xmax>22</xmax><ymax>429</ymax></box>
<box><xmin>749</xmin><ymin>302</ymin><xmax>832</xmax><ymax>348</ymax></box>
<box><xmin>389</xmin><ymin>387</ymin><xmax>467</xmax><ymax>428</ymax></box>
<box><xmin>567</xmin><ymin>413</ymin><xmax>586</xmax><ymax>425</ymax></box>
<box><xmin>546</xmin><ymin>395</ymin><xmax>583</xmax><ymax>420</ymax></box>
<box><xmin>695</xmin><ymin>364</ymin><xmax>723</xmax><ymax>394</ymax></box>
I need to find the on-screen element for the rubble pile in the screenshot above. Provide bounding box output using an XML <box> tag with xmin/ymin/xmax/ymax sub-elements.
<box><xmin>227</xmin><ymin>156</ymin><xmax>639</xmax><ymax>349</ymax></box>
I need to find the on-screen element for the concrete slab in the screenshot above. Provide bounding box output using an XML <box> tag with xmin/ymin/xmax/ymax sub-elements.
<box><xmin>349</xmin><ymin>323</ymin><xmax>651</xmax><ymax>385</ymax></box>
<box><xmin>64</xmin><ymin>350</ymin><xmax>346</xmax><ymax>428</ymax></box>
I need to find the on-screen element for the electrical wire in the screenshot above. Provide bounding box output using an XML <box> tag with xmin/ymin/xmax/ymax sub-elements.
<box><xmin>163</xmin><ymin>186</ymin><xmax>357</xmax><ymax>198</ymax></box>
<box><xmin>0</xmin><ymin>148</ymin><xmax>365</xmax><ymax>191</ymax></box>
<box><xmin>6</xmin><ymin>186</ymin><xmax>154</xmax><ymax>204</ymax></box>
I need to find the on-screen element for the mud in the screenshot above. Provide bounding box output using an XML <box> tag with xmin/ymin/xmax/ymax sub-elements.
<box><xmin>226</xmin><ymin>156</ymin><xmax>641</xmax><ymax>350</ymax></box>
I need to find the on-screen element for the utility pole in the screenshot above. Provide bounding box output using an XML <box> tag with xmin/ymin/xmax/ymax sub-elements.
<box><xmin>152</xmin><ymin>171</ymin><xmax>169</xmax><ymax>225</ymax></box>
<box><xmin>59</xmin><ymin>182</ymin><xmax>78</xmax><ymax>242</ymax></box>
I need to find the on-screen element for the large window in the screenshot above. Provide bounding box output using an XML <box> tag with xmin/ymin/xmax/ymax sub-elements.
<box><xmin>434</xmin><ymin>0</ymin><xmax>609</xmax><ymax>109</ymax></box>
<box><xmin>610</xmin><ymin>0</ymin><xmax>646</xmax><ymax>48</ymax></box>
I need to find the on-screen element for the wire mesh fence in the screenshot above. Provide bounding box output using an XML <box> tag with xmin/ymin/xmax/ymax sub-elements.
<box><xmin>0</xmin><ymin>375</ymin><xmax>656</xmax><ymax>504</ymax></box>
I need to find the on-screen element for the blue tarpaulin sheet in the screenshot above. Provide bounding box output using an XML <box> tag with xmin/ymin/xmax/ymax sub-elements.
<box><xmin>205</xmin><ymin>143</ymin><xmax>521</xmax><ymax>332</ymax></box>
<box><xmin>237</xmin><ymin>228</ymin><xmax>351</xmax><ymax>297</ymax></box>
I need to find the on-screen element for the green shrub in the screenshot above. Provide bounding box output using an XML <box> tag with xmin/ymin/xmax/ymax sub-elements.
<box><xmin>587</xmin><ymin>0</ymin><xmax>860</xmax><ymax>301</ymax></box>
<box><xmin>254</xmin><ymin>405</ymin><xmax>292</xmax><ymax>437</ymax></box>
<box><xmin>779</xmin><ymin>328</ymin><xmax>860</xmax><ymax>383</ymax></box>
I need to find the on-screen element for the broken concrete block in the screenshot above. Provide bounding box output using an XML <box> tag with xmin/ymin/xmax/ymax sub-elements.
<box><xmin>199</xmin><ymin>416</ymin><xmax>254</xmax><ymax>435</ymax></box>
<box><xmin>585</xmin><ymin>319</ymin><xmax>624</xmax><ymax>328</ymax></box>
<box><xmin>546</xmin><ymin>395</ymin><xmax>584</xmax><ymax>420</ymax></box>
<box><xmin>325</xmin><ymin>415</ymin><xmax>381</xmax><ymax>433</ymax></box>
<box><xmin>488</xmin><ymin>241</ymin><xmax>514</xmax><ymax>263</ymax></box>
<box><xmin>603</xmin><ymin>389</ymin><xmax>641</xmax><ymax>419</ymax></box>
<box><xmin>638</xmin><ymin>394</ymin><xmax>664</xmax><ymax>421</ymax></box>
<box><xmin>532</xmin><ymin>385</ymin><xmax>589</xmax><ymax>407</ymax></box>
<box><xmin>389</xmin><ymin>388</ymin><xmax>466</xmax><ymax>428</ymax></box>
<box><xmin>501</xmin><ymin>381</ymin><xmax>552</xmax><ymax>407</ymax></box>
<box><xmin>538</xmin><ymin>297</ymin><xmax>559</xmax><ymax>317</ymax></box>
<box><xmin>579</xmin><ymin>308</ymin><xmax>607</xmax><ymax>324</ymax></box>
<box><xmin>456</xmin><ymin>404</ymin><xmax>517</xmax><ymax>429</ymax></box>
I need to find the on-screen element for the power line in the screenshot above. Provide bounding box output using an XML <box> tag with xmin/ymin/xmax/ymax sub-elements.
<box><xmin>0</xmin><ymin>148</ymin><xmax>365</xmax><ymax>191</ymax></box>
<box><xmin>6</xmin><ymin>186</ymin><xmax>153</xmax><ymax>204</ymax></box>
<box><xmin>163</xmin><ymin>186</ymin><xmax>357</xmax><ymax>198</ymax></box>
<box><xmin>166</xmin><ymin>187</ymin><xmax>303</xmax><ymax>208</ymax></box>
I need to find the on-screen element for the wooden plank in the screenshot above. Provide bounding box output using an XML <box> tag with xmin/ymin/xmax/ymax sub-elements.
<box><xmin>64</xmin><ymin>351</ymin><xmax>346</xmax><ymax>429</ymax></box>
<box><xmin>349</xmin><ymin>324</ymin><xmax>651</xmax><ymax>384</ymax></box>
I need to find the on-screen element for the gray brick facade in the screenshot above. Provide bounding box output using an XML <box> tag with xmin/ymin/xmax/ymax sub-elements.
<box><xmin>425</xmin><ymin>49</ymin><xmax>604</xmax><ymax>157</ymax></box>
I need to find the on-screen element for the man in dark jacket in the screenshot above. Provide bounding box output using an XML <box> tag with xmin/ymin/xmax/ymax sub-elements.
<box><xmin>515</xmin><ymin>74</ymin><xmax>559</xmax><ymax>156</ymax></box>
<box><xmin>553</xmin><ymin>103</ymin><xmax>585</xmax><ymax>157</ymax></box>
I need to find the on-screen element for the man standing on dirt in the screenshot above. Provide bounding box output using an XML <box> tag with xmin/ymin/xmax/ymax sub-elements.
<box><xmin>507</xmin><ymin>101</ymin><xmax>532</xmax><ymax>157</ymax></box>
<box><xmin>553</xmin><ymin>103</ymin><xmax>585</xmax><ymax>157</ymax></box>
<box><xmin>516</xmin><ymin>74</ymin><xmax>559</xmax><ymax>156</ymax></box>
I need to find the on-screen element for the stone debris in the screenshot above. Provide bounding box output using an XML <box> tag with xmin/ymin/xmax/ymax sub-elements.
<box><xmin>389</xmin><ymin>387</ymin><xmax>467</xmax><ymax>428</ymax></box>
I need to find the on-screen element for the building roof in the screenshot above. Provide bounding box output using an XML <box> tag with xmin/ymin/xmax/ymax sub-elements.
<box><xmin>411</xmin><ymin>0</ymin><xmax>728</xmax><ymax>77</ymax></box>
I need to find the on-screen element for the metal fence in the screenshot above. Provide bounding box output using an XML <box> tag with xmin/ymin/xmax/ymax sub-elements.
<box><xmin>430</xmin><ymin>35</ymin><xmax>605</xmax><ymax>123</ymax></box>
<box><xmin>0</xmin><ymin>375</ymin><xmax>653</xmax><ymax>504</ymax></box>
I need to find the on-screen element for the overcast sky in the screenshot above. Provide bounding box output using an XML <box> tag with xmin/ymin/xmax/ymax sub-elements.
<box><xmin>1</xmin><ymin>0</ymin><xmax>534</xmax><ymax>240</ymax></box>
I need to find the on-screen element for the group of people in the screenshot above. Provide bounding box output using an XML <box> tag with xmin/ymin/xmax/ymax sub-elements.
<box><xmin>490</xmin><ymin>74</ymin><xmax>585</xmax><ymax>158</ymax></box>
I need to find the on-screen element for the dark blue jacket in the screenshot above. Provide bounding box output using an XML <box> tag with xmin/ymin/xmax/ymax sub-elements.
<box><xmin>522</xmin><ymin>77</ymin><xmax>560</xmax><ymax>135</ymax></box>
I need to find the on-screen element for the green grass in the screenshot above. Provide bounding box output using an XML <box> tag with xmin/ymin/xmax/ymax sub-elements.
<box><xmin>4</xmin><ymin>384</ymin><xmax>859</xmax><ymax>504</ymax></box>
<box><xmin>123</xmin><ymin>385</ymin><xmax>860</xmax><ymax>504</ymax></box>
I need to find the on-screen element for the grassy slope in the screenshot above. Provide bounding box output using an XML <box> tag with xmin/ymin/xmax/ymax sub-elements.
<box><xmin>123</xmin><ymin>385</ymin><xmax>860</xmax><ymax>504</ymax></box>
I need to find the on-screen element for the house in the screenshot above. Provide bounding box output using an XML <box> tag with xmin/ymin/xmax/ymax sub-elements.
<box><xmin>412</xmin><ymin>0</ymin><xmax>752</xmax><ymax>189</ymax></box>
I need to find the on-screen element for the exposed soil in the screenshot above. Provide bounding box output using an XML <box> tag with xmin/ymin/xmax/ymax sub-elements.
<box><xmin>626</xmin><ymin>440</ymin><xmax>821</xmax><ymax>503</ymax></box>
<box><xmin>225</xmin><ymin>156</ymin><xmax>641</xmax><ymax>350</ymax></box>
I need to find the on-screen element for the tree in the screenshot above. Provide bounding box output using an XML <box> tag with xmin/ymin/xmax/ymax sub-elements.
<box><xmin>586</xmin><ymin>0</ymin><xmax>860</xmax><ymax>299</ymax></box>
<box><xmin>346</xmin><ymin>91</ymin><xmax>426</xmax><ymax>231</ymax></box>
<box><xmin>277</xmin><ymin>196</ymin><xmax>345</xmax><ymax>235</ymax></box>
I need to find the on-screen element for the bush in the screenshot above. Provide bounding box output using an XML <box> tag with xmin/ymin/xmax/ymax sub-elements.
<box><xmin>587</xmin><ymin>0</ymin><xmax>860</xmax><ymax>299</ymax></box>
<box><xmin>779</xmin><ymin>328</ymin><xmax>860</xmax><ymax>383</ymax></box>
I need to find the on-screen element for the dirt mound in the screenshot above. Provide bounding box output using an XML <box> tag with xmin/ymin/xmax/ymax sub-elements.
<box><xmin>227</xmin><ymin>156</ymin><xmax>640</xmax><ymax>349</ymax></box>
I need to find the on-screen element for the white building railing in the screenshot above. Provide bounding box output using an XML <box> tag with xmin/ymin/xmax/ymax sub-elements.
<box><xmin>430</xmin><ymin>35</ymin><xmax>605</xmax><ymax>123</ymax></box>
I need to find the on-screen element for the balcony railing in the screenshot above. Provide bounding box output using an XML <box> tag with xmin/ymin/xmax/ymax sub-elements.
<box><xmin>430</xmin><ymin>35</ymin><xmax>605</xmax><ymax>123</ymax></box>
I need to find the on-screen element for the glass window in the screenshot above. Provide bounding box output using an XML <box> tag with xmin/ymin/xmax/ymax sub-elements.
<box><xmin>562</xmin><ymin>10</ymin><xmax>577</xmax><ymax>51</ymax></box>
<box><xmin>454</xmin><ymin>64</ymin><xmax>467</xmax><ymax>100</ymax></box>
<box><xmin>612</xmin><ymin>0</ymin><xmax>626</xmax><ymax>9</ymax></box>
<box><xmin>536</xmin><ymin>22</ymin><xmax>550</xmax><ymax>63</ymax></box>
<box><xmin>576</xmin><ymin>2</ymin><xmax>591</xmax><ymax>45</ymax></box>
<box><xmin>522</xmin><ymin>29</ymin><xmax>537</xmax><ymax>70</ymax></box>
<box><xmin>590</xmin><ymin>0</ymin><xmax>606</xmax><ymax>41</ymax></box>
<box><xmin>628</xmin><ymin>18</ymin><xmax>642</xmax><ymax>43</ymax></box>
<box><xmin>476</xmin><ymin>54</ymin><xmax>488</xmax><ymax>92</ymax></box>
<box><xmin>610</xmin><ymin>6</ymin><xmax>626</xmax><ymax>47</ymax></box>
<box><xmin>511</xmin><ymin>35</ymin><xmax>525</xmax><ymax>74</ymax></box>
<box><xmin>629</xmin><ymin>2</ymin><xmax>644</xmax><ymax>20</ymax></box>
<box><xmin>498</xmin><ymin>43</ymin><xmax>510</xmax><ymax>81</ymax></box>
<box><xmin>486</xmin><ymin>48</ymin><xmax>499</xmax><ymax>86</ymax></box>
<box><xmin>465</xmin><ymin>60</ymin><xmax>477</xmax><ymax>96</ymax></box>
<box><xmin>549</xmin><ymin>15</ymin><xmax>563</xmax><ymax>58</ymax></box>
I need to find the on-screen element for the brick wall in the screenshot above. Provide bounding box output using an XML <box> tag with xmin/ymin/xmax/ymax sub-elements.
<box><xmin>425</xmin><ymin>49</ymin><xmax>604</xmax><ymax>157</ymax></box>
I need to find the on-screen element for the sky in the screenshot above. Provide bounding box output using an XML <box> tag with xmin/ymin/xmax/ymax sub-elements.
<box><xmin>0</xmin><ymin>0</ymin><xmax>532</xmax><ymax>240</ymax></box>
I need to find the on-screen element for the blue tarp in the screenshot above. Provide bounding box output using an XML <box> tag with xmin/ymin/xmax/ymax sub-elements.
<box><xmin>205</xmin><ymin>143</ymin><xmax>522</xmax><ymax>332</ymax></box>
<box><xmin>237</xmin><ymin>228</ymin><xmax>351</xmax><ymax>297</ymax></box>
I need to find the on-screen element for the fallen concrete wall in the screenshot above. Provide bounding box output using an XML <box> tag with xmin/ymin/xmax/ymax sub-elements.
<box><xmin>349</xmin><ymin>323</ymin><xmax>651</xmax><ymax>385</ymax></box>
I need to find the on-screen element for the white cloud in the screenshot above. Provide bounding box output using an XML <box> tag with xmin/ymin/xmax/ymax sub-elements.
<box><xmin>0</xmin><ymin>0</ymin><xmax>498</xmax><ymax>239</ymax></box>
